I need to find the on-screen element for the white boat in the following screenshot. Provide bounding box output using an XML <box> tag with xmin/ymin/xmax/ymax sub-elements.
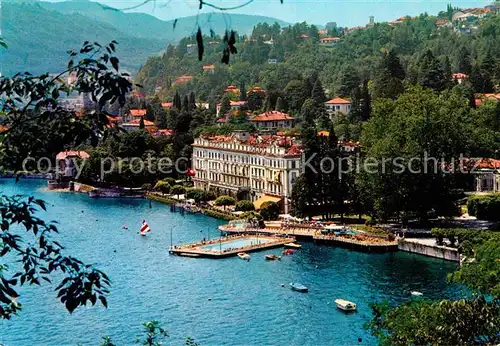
<box><xmin>335</xmin><ymin>299</ymin><xmax>357</xmax><ymax>312</ymax></box>
<box><xmin>237</xmin><ymin>252</ymin><xmax>250</xmax><ymax>261</ymax></box>
<box><xmin>411</xmin><ymin>291</ymin><xmax>423</xmax><ymax>297</ymax></box>
<box><xmin>139</xmin><ymin>220</ymin><xmax>151</xmax><ymax>236</ymax></box>
<box><xmin>284</xmin><ymin>243</ymin><xmax>302</xmax><ymax>249</ymax></box>
<box><xmin>265</xmin><ymin>254</ymin><xmax>281</xmax><ymax>261</ymax></box>
<box><xmin>290</xmin><ymin>283</ymin><xmax>308</xmax><ymax>292</ymax></box>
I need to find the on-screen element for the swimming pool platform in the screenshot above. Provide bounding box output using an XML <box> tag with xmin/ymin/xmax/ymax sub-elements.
<box><xmin>169</xmin><ymin>235</ymin><xmax>295</xmax><ymax>258</ymax></box>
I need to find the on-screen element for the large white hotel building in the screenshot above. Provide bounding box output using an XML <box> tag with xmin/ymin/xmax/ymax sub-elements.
<box><xmin>192</xmin><ymin>131</ymin><xmax>303</xmax><ymax>213</ymax></box>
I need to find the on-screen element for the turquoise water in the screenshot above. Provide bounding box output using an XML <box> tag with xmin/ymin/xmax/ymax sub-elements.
<box><xmin>0</xmin><ymin>180</ymin><xmax>463</xmax><ymax>346</ymax></box>
<box><xmin>200</xmin><ymin>237</ymin><xmax>272</xmax><ymax>251</ymax></box>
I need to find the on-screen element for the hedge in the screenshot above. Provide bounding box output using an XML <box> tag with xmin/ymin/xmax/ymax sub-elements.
<box><xmin>467</xmin><ymin>194</ymin><xmax>500</xmax><ymax>221</ymax></box>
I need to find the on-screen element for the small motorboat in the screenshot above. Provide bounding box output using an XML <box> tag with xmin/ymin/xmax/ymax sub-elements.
<box><xmin>335</xmin><ymin>299</ymin><xmax>357</xmax><ymax>312</ymax></box>
<box><xmin>290</xmin><ymin>283</ymin><xmax>308</xmax><ymax>293</ymax></box>
<box><xmin>237</xmin><ymin>252</ymin><xmax>250</xmax><ymax>261</ymax></box>
<box><xmin>265</xmin><ymin>254</ymin><xmax>281</xmax><ymax>261</ymax></box>
<box><xmin>411</xmin><ymin>291</ymin><xmax>423</xmax><ymax>297</ymax></box>
<box><xmin>282</xmin><ymin>249</ymin><xmax>295</xmax><ymax>255</ymax></box>
<box><xmin>284</xmin><ymin>243</ymin><xmax>302</xmax><ymax>249</ymax></box>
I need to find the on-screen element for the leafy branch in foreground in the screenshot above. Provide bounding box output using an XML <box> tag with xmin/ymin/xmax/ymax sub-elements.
<box><xmin>100</xmin><ymin>320</ymin><xmax>199</xmax><ymax>346</ymax></box>
<box><xmin>0</xmin><ymin>195</ymin><xmax>110</xmax><ymax>318</ymax></box>
<box><xmin>0</xmin><ymin>41</ymin><xmax>133</xmax><ymax>318</ymax></box>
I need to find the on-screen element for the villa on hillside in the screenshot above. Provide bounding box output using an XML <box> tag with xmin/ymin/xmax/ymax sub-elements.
<box><xmin>452</xmin><ymin>73</ymin><xmax>469</xmax><ymax>84</ymax></box>
<box><xmin>191</xmin><ymin>131</ymin><xmax>303</xmax><ymax>213</ymax></box>
<box><xmin>325</xmin><ymin>97</ymin><xmax>351</xmax><ymax>115</ymax></box>
<box><xmin>250</xmin><ymin>111</ymin><xmax>295</xmax><ymax>129</ymax></box>
<box><xmin>161</xmin><ymin>102</ymin><xmax>173</xmax><ymax>110</ymax></box>
<box><xmin>173</xmin><ymin>75</ymin><xmax>193</xmax><ymax>85</ymax></box>
<box><xmin>202</xmin><ymin>65</ymin><xmax>216</xmax><ymax>74</ymax></box>
<box><xmin>123</xmin><ymin>109</ymin><xmax>147</xmax><ymax>122</ymax></box>
<box><xmin>216</xmin><ymin>100</ymin><xmax>247</xmax><ymax>117</ymax></box>
<box><xmin>122</xmin><ymin>119</ymin><xmax>156</xmax><ymax>131</ymax></box>
<box><xmin>319</xmin><ymin>37</ymin><xmax>340</xmax><ymax>47</ymax></box>
<box><xmin>475</xmin><ymin>93</ymin><xmax>500</xmax><ymax>107</ymax></box>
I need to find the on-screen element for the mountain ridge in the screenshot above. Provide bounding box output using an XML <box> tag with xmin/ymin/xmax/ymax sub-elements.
<box><xmin>0</xmin><ymin>1</ymin><xmax>288</xmax><ymax>75</ymax></box>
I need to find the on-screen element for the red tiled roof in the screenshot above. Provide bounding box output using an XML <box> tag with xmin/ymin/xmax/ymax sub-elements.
<box><xmin>56</xmin><ymin>151</ymin><xmax>90</xmax><ymax>160</ymax></box>
<box><xmin>230</xmin><ymin>100</ymin><xmax>247</xmax><ymax>106</ymax></box>
<box><xmin>161</xmin><ymin>102</ymin><xmax>173</xmax><ymax>109</ymax></box>
<box><xmin>122</xmin><ymin>119</ymin><xmax>155</xmax><ymax>127</ymax></box>
<box><xmin>326</xmin><ymin>97</ymin><xmax>351</xmax><ymax>105</ymax></box>
<box><xmin>436</xmin><ymin>19</ymin><xmax>449</xmax><ymax>25</ymax></box>
<box><xmin>174</xmin><ymin>75</ymin><xmax>193</xmax><ymax>84</ymax></box>
<box><xmin>300</xmin><ymin>34</ymin><xmax>309</xmax><ymax>38</ymax></box>
<box><xmin>452</xmin><ymin>73</ymin><xmax>469</xmax><ymax>79</ymax></box>
<box><xmin>153</xmin><ymin>129</ymin><xmax>173</xmax><ymax>136</ymax></box>
<box><xmin>130</xmin><ymin>109</ymin><xmax>147</xmax><ymax>117</ymax></box>
<box><xmin>107</xmin><ymin>116</ymin><xmax>121</xmax><ymax>122</ymax></box>
<box><xmin>469</xmin><ymin>158</ymin><xmax>500</xmax><ymax>169</ymax></box>
<box><xmin>251</xmin><ymin>111</ymin><xmax>294</xmax><ymax>122</ymax></box>
<box><xmin>0</xmin><ymin>125</ymin><xmax>9</xmax><ymax>133</ymax></box>
<box><xmin>202</xmin><ymin>65</ymin><xmax>215</xmax><ymax>70</ymax></box>
<box><xmin>224</xmin><ymin>85</ymin><xmax>240</xmax><ymax>93</ymax></box>
<box><xmin>320</xmin><ymin>37</ymin><xmax>340</xmax><ymax>42</ymax></box>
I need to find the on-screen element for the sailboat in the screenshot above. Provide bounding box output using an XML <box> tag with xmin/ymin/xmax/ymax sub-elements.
<box><xmin>140</xmin><ymin>220</ymin><xmax>151</xmax><ymax>236</ymax></box>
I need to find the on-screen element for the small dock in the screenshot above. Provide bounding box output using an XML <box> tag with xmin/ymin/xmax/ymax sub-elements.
<box><xmin>169</xmin><ymin>234</ymin><xmax>295</xmax><ymax>258</ymax></box>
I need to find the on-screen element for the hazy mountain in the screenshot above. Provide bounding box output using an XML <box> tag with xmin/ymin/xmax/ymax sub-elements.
<box><xmin>0</xmin><ymin>2</ymin><xmax>166</xmax><ymax>75</ymax></box>
<box><xmin>0</xmin><ymin>0</ymin><xmax>288</xmax><ymax>76</ymax></box>
<box><xmin>41</xmin><ymin>1</ymin><xmax>289</xmax><ymax>41</ymax></box>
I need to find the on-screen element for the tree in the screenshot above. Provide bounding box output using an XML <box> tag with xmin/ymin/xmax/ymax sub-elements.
<box><xmin>284</xmin><ymin>79</ymin><xmax>309</xmax><ymax>112</ymax></box>
<box><xmin>218</xmin><ymin>94</ymin><xmax>232</xmax><ymax>117</ymax></box>
<box><xmin>214</xmin><ymin>195</ymin><xmax>236</xmax><ymax>210</ymax></box>
<box><xmin>259</xmin><ymin>201</ymin><xmax>280</xmax><ymax>221</ymax></box>
<box><xmin>235</xmin><ymin>200</ymin><xmax>255</xmax><ymax>212</ymax></box>
<box><xmin>154</xmin><ymin>181</ymin><xmax>171</xmax><ymax>195</ymax></box>
<box><xmin>239</xmin><ymin>81</ymin><xmax>247</xmax><ymax>101</ymax></box>
<box><xmin>456</xmin><ymin>46</ymin><xmax>472</xmax><ymax>75</ymax></box>
<box><xmin>338</xmin><ymin>67</ymin><xmax>360</xmax><ymax>98</ymax></box>
<box><xmin>139</xmin><ymin>117</ymin><xmax>145</xmax><ymax>129</ymax></box>
<box><xmin>417</xmin><ymin>50</ymin><xmax>447</xmax><ymax>92</ymax></box>
<box><xmin>361</xmin><ymin>79</ymin><xmax>371</xmax><ymax>121</ymax></box>
<box><xmin>372</xmin><ymin>50</ymin><xmax>405</xmax><ymax>99</ymax></box>
<box><xmin>360</xmin><ymin>86</ymin><xmax>471</xmax><ymax>223</ymax></box>
<box><xmin>275</xmin><ymin>96</ymin><xmax>286</xmax><ymax>112</ymax></box>
<box><xmin>173</xmin><ymin>90</ymin><xmax>182</xmax><ymax>110</ymax></box>
<box><xmin>0</xmin><ymin>41</ymin><xmax>131</xmax><ymax>318</ymax></box>
<box><xmin>170</xmin><ymin>185</ymin><xmax>186</xmax><ymax>199</ymax></box>
<box><xmin>311</xmin><ymin>79</ymin><xmax>327</xmax><ymax>105</ymax></box>
<box><xmin>247</xmin><ymin>92</ymin><xmax>263</xmax><ymax>111</ymax></box>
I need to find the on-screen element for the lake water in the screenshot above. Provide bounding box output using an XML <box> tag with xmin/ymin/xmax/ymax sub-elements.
<box><xmin>0</xmin><ymin>179</ymin><xmax>463</xmax><ymax>346</ymax></box>
<box><xmin>199</xmin><ymin>237</ymin><xmax>272</xmax><ymax>251</ymax></box>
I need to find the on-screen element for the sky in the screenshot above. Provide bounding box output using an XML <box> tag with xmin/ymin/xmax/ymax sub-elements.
<box><xmin>47</xmin><ymin>0</ymin><xmax>492</xmax><ymax>27</ymax></box>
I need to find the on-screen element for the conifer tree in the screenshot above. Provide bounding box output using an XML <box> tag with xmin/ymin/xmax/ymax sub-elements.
<box><xmin>173</xmin><ymin>91</ymin><xmax>182</xmax><ymax>110</ymax></box>
<box><xmin>188</xmin><ymin>91</ymin><xmax>196</xmax><ymax>112</ymax></box>
<box><xmin>139</xmin><ymin>117</ymin><xmax>145</xmax><ymax>130</ymax></box>
<box><xmin>456</xmin><ymin>46</ymin><xmax>472</xmax><ymax>75</ymax></box>
<box><xmin>239</xmin><ymin>82</ymin><xmax>247</xmax><ymax>101</ymax></box>
<box><xmin>417</xmin><ymin>50</ymin><xmax>447</xmax><ymax>92</ymax></box>
<box><xmin>372</xmin><ymin>50</ymin><xmax>405</xmax><ymax>99</ymax></box>
<box><xmin>361</xmin><ymin>79</ymin><xmax>371</xmax><ymax>121</ymax></box>
<box><xmin>311</xmin><ymin>79</ymin><xmax>327</xmax><ymax>106</ymax></box>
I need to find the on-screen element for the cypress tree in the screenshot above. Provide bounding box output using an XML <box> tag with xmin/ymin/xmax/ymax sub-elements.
<box><xmin>361</xmin><ymin>79</ymin><xmax>371</xmax><ymax>121</ymax></box>
<box><xmin>456</xmin><ymin>46</ymin><xmax>472</xmax><ymax>75</ymax></box>
<box><xmin>470</xmin><ymin>64</ymin><xmax>484</xmax><ymax>93</ymax></box>
<box><xmin>311</xmin><ymin>79</ymin><xmax>327</xmax><ymax>106</ymax></box>
<box><xmin>188</xmin><ymin>91</ymin><xmax>196</xmax><ymax>111</ymax></box>
<box><xmin>443</xmin><ymin>56</ymin><xmax>452</xmax><ymax>88</ymax></box>
<box><xmin>173</xmin><ymin>91</ymin><xmax>182</xmax><ymax>110</ymax></box>
<box><xmin>239</xmin><ymin>82</ymin><xmax>247</xmax><ymax>101</ymax></box>
<box><xmin>182</xmin><ymin>95</ymin><xmax>189</xmax><ymax>111</ymax></box>
<box><xmin>139</xmin><ymin>117</ymin><xmax>145</xmax><ymax>130</ymax></box>
<box><xmin>373</xmin><ymin>50</ymin><xmax>405</xmax><ymax>99</ymax></box>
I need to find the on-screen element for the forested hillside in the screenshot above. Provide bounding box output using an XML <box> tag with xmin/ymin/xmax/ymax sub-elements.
<box><xmin>136</xmin><ymin>11</ymin><xmax>500</xmax><ymax>104</ymax></box>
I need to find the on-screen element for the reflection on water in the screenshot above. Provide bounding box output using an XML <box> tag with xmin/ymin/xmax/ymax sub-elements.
<box><xmin>0</xmin><ymin>179</ymin><xmax>461</xmax><ymax>346</ymax></box>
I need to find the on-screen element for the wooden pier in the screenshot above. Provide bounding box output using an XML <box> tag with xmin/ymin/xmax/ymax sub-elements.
<box><xmin>169</xmin><ymin>234</ymin><xmax>296</xmax><ymax>258</ymax></box>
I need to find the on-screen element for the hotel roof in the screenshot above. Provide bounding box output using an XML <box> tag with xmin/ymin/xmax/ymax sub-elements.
<box><xmin>130</xmin><ymin>109</ymin><xmax>147</xmax><ymax>117</ymax></box>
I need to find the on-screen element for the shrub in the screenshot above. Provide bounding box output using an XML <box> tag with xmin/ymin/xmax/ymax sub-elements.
<box><xmin>185</xmin><ymin>188</ymin><xmax>204</xmax><ymax>203</ymax></box>
<box><xmin>214</xmin><ymin>195</ymin><xmax>236</xmax><ymax>210</ymax></box>
<box><xmin>154</xmin><ymin>181</ymin><xmax>171</xmax><ymax>195</ymax></box>
<box><xmin>260</xmin><ymin>201</ymin><xmax>280</xmax><ymax>221</ymax></box>
<box><xmin>235</xmin><ymin>200</ymin><xmax>255</xmax><ymax>212</ymax></box>
<box><xmin>141</xmin><ymin>183</ymin><xmax>153</xmax><ymax>191</ymax></box>
<box><xmin>365</xmin><ymin>216</ymin><xmax>377</xmax><ymax>226</ymax></box>
<box><xmin>171</xmin><ymin>185</ymin><xmax>186</xmax><ymax>198</ymax></box>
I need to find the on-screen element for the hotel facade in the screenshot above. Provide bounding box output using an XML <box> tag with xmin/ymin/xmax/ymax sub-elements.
<box><xmin>191</xmin><ymin>131</ymin><xmax>303</xmax><ymax>213</ymax></box>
